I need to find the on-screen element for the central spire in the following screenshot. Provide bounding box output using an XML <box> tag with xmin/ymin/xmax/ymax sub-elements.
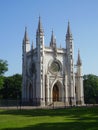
<box><xmin>36</xmin><ymin>16</ymin><xmax>44</xmax><ymax>36</ymax></box>
<box><xmin>66</xmin><ymin>21</ymin><xmax>72</xmax><ymax>39</ymax></box>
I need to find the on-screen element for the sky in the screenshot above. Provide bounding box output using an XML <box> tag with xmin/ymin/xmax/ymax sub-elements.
<box><xmin>0</xmin><ymin>0</ymin><xmax>98</xmax><ymax>76</ymax></box>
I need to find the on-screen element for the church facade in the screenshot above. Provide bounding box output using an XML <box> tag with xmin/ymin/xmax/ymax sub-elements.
<box><xmin>22</xmin><ymin>17</ymin><xmax>84</xmax><ymax>106</ymax></box>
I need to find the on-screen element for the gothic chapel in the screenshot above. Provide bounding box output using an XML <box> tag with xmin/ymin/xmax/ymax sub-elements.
<box><xmin>22</xmin><ymin>17</ymin><xmax>84</xmax><ymax>106</ymax></box>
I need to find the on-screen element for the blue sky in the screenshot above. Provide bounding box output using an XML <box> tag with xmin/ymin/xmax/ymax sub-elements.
<box><xmin>0</xmin><ymin>0</ymin><xmax>98</xmax><ymax>76</ymax></box>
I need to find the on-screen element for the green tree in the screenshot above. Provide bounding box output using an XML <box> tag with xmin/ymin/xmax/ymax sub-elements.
<box><xmin>0</xmin><ymin>59</ymin><xmax>8</xmax><ymax>76</ymax></box>
<box><xmin>1</xmin><ymin>74</ymin><xmax>22</xmax><ymax>99</ymax></box>
<box><xmin>83</xmin><ymin>74</ymin><xmax>98</xmax><ymax>104</ymax></box>
<box><xmin>0</xmin><ymin>59</ymin><xmax>8</xmax><ymax>88</ymax></box>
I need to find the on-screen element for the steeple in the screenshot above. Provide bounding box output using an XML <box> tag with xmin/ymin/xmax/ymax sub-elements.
<box><xmin>50</xmin><ymin>30</ymin><xmax>56</xmax><ymax>48</ymax></box>
<box><xmin>36</xmin><ymin>16</ymin><xmax>44</xmax><ymax>36</ymax></box>
<box><xmin>66</xmin><ymin>21</ymin><xmax>72</xmax><ymax>39</ymax></box>
<box><xmin>22</xmin><ymin>27</ymin><xmax>30</xmax><ymax>52</ymax></box>
<box><xmin>31</xmin><ymin>41</ymin><xmax>34</xmax><ymax>50</ymax></box>
<box><xmin>23</xmin><ymin>27</ymin><xmax>30</xmax><ymax>43</ymax></box>
<box><xmin>77</xmin><ymin>50</ymin><xmax>82</xmax><ymax>66</ymax></box>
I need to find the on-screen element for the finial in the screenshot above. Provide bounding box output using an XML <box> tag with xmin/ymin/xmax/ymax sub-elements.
<box><xmin>67</xmin><ymin>21</ymin><xmax>71</xmax><ymax>34</ymax></box>
<box><xmin>25</xmin><ymin>26</ymin><xmax>27</xmax><ymax>31</ymax></box>
<box><xmin>38</xmin><ymin>16</ymin><xmax>42</xmax><ymax>29</ymax></box>
<box><xmin>77</xmin><ymin>49</ymin><xmax>82</xmax><ymax>65</ymax></box>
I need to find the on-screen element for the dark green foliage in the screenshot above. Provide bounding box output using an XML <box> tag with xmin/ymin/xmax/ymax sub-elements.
<box><xmin>83</xmin><ymin>74</ymin><xmax>98</xmax><ymax>104</ymax></box>
<box><xmin>0</xmin><ymin>74</ymin><xmax>22</xmax><ymax>99</ymax></box>
<box><xmin>0</xmin><ymin>59</ymin><xmax>8</xmax><ymax>88</ymax></box>
<box><xmin>0</xmin><ymin>59</ymin><xmax>8</xmax><ymax>76</ymax></box>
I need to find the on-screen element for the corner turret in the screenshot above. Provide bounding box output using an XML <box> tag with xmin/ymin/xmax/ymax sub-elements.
<box><xmin>75</xmin><ymin>50</ymin><xmax>84</xmax><ymax>105</ymax></box>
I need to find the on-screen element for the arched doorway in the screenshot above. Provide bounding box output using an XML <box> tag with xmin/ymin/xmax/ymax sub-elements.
<box><xmin>53</xmin><ymin>84</ymin><xmax>59</xmax><ymax>101</ymax></box>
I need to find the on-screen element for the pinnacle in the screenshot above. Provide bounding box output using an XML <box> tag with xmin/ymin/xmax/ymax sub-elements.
<box><xmin>66</xmin><ymin>21</ymin><xmax>72</xmax><ymax>38</ymax></box>
<box><xmin>24</xmin><ymin>27</ymin><xmax>29</xmax><ymax>42</ymax></box>
<box><xmin>77</xmin><ymin>50</ymin><xmax>82</xmax><ymax>65</ymax></box>
<box><xmin>37</xmin><ymin>16</ymin><xmax>44</xmax><ymax>35</ymax></box>
<box><xmin>50</xmin><ymin>29</ymin><xmax>56</xmax><ymax>48</ymax></box>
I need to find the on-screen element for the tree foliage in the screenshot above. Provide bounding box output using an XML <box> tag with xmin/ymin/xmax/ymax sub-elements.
<box><xmin>0</xmin><ymin>59</ymin><xmax>8</xmax><ymax>88</ymax></box>
<box><xmin>0</xmin><ymin>74</ymin><xmax>22</xmax><ymax>99</ymax></box>
<box><xmin>0</xmin><ymin>59</ymin><xmax>8</xmax><ymax>76</ymax></box>
<box><xmin>1</xmin><ymin>72</ymin><xmax>98</xmax><ymax>103</ymax></box>
<box><xmin>83</xmin><ymin>74</ymin><xmax>98</xmax><ymax>104</ymax></box>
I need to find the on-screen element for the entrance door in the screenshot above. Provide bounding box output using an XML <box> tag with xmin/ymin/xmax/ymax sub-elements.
<box><xmin>53</xmin><ymin>84</ymin><xmax>59</xmax><ymax>101</ymax></box>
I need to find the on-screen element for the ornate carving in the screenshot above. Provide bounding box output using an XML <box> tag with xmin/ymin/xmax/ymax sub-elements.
<box><xmin>48</xmin><ymin>59</ymin><xmax>62</xmax><ymax>75</ymax></box>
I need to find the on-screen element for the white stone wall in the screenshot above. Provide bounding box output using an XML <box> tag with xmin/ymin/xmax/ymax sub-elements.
<box><xmin>22</xmin><ymin>21</ymin><xmax>84</xmax><ymax>106</ymax></box>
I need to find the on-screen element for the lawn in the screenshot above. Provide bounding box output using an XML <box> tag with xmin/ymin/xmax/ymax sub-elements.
<box><xmin>0</xmin><ymin>107</ymin><xmax>98</xmax><ymax>130</ymax></box>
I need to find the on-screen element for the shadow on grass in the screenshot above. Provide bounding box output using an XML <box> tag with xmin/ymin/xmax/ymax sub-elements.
<box><xmin>0</xmin><ymin>107</ymin><xmax>98</xmax><ymax>117</ymax></box>
<box><xmin>0</xmin><ymin>108</ymin><xmax>67</xmax><ymax>117</ymax></box>
<box><xmin>2</xmin><ymin>122</ymin><xmax>98</xmax><ymax>130</ymax></box>
<box><xmin>0</xmin><ymin>107</ymin><xmax>98</xmax><ymax>130</ymax></box>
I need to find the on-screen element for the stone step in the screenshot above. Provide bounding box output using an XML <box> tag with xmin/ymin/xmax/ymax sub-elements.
<box><xmin>48</xmin><ymin>102</ymin><xmax>65</xmax><ymax>107</ymax></box>
<box><xmin>53</xmin><ymin>101</ymin><xmax>65</xmax><ymax>106</ymax></box>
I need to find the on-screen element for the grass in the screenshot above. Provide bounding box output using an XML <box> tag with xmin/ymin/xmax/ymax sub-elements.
<box><xmin>0</xmin><ymin>107</ymin><xmax>98</xmax><ymax>130</ymax></box>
